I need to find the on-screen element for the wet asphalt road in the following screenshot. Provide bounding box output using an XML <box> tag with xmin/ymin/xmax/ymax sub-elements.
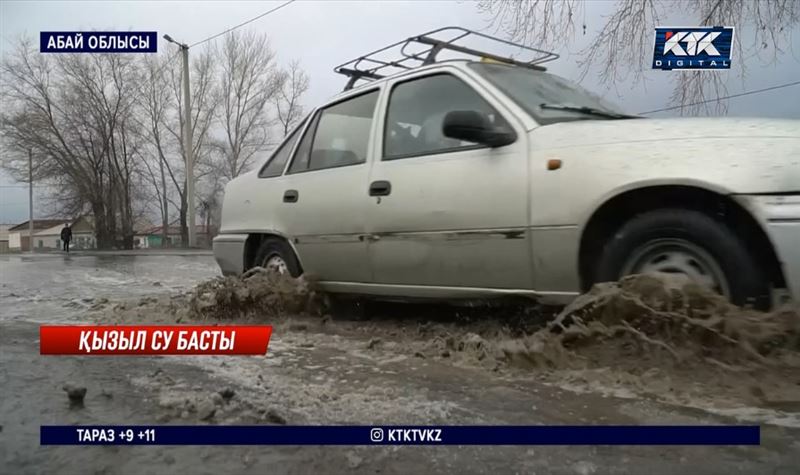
<box><xmin>0</xmin><ymin>251</ymin><xmax>219</xmax><ymax>323</ymax></box>
<box><xmin>1</xmin><ymin>252</ymin><xmax>799</xmax><ymax>475</ymax></box>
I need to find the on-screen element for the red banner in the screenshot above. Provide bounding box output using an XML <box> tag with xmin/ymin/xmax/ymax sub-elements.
<box><xmin>40</xmin><ymin>325</ymin><xmax>273</xmax><ymax>355</ymax></box>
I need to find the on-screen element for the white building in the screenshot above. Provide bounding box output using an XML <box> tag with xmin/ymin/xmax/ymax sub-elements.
<box><xmin>31</xmin><ymin>217</ymin><xmax>96</xmax><ymax>250</ymax></box>
<box><xmin>7</xmin><ymin>219</ymin><xmax>67</xmax><ymax>251</ymax></box>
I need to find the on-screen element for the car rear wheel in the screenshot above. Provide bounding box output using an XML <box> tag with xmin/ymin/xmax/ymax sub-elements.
<box><xmin>593</xmin><ymin>208</ymin><xmax>769</xmax><ymax>309</ymax></box>
<box><xmin>253</xmin><ymin>238</ymin><xmax>302</xmax><ymax>278</ymax></box>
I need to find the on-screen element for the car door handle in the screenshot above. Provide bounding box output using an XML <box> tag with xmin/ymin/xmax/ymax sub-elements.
<box><xmin>283</xmin><ymin>190</ymin><xmax>299</xmax><ymax>203</ymax></box>
<box><xmin>369</xmin><ymin>180</ymin><xmax>391</xmax><ymax>197</ymax></box>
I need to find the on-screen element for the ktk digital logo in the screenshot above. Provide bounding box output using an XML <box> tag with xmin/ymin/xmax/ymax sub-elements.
<box><xmin>652</xmin><ymin>26</ymin><xmax>734</xmax><ymax>70</ymax></box>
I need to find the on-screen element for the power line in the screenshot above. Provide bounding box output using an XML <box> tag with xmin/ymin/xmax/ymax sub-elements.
<box><xmin>189</xmin><ymin>0</ymin><xmax>296</xmax><ymax>48</ymax></box>
<box><xmin>638</xmin><ymin>80</ymin><xmax>800</xmax><ymax>115</ymax></box>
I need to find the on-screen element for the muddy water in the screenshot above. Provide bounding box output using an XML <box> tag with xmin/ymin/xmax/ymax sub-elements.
<box><xmin>150</xmin><ymin>269</ymin><xmax>800</xmax><ymax>429</ymax></box>
<box><xmin>0</xmin><ymin>253</ymin><xmax>219</xmax><ymax>322</ymax></box>
<box><xmin>2</xmin><ymin>254</ymin><xmax>800</xmax><ymax>474</ymax></box>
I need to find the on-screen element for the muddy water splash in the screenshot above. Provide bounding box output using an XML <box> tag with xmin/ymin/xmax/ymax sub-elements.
<box><xmin>103</xmin><ymin>269</ymin><xmax>800</xmax><ymax>373</ymax></box>
<box><xmin>484</xmin><ymin>274</ymin><xmax>800</xmax><ymax>424</ymax></box>
<box><xmin>498</xmin><ymin>273</ymin><xmax>800</xmax><ymax>370</ymax></box>
<box><xmin>187</xmin><ymin>267</ymin><xmax>324</xmax><ymax>320</ymax></box>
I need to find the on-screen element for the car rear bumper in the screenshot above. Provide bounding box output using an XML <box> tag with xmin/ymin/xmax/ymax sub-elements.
<box><xmin>212</xmin><ymin>234</ymin><xmax>248</xmax><ymax>276</ymax></box>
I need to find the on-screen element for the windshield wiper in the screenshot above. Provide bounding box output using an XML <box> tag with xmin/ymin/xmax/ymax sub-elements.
<box><xmin>539</xmin><ymin>103</ymin><xmax>639</xmax><ymax>119</ymax></box>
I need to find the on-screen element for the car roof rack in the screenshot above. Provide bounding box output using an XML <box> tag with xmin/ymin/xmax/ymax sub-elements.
<box><xmin>334</xmin><ymin>26</ymin><xmax>559</xmax><ymax>91</ymax></box>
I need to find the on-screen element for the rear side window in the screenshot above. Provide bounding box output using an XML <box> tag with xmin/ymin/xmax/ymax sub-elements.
<box><xmin>258</xmin><ymin>119</ymin><xmax>306</xmax><ymax>178</ymax></box>
<box><xmin>288</xmin><ymin>114</ymin><xmax>319</xmax><ymax>173</ymax></box>
<box><xmin>288</xmin><ymin>90</ymin><xmax>379</xmax><ymax>174</ymax></box>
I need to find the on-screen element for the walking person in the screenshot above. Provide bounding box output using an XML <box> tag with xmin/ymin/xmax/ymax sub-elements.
<box><xmin>60</xmin><ymin>223</ymin><xmax>72</xmax><ymax>253</ymax></box>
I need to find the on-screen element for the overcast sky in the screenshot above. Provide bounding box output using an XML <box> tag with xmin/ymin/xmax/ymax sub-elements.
<box><xmin>1</xmin><ymin>0</ymin><xmax>798</xmax><ymax>223</ymax></box>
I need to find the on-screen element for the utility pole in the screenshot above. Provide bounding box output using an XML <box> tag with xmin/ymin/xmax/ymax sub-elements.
<box><xmin>163</xmin><ymin>34</ymin><xmax>196</xmax><ymax>247</ymax></box>
<box><xmin>28</xmin><ymin>149</ymin><xmax>34</xmax><ymax>254</ymax></box>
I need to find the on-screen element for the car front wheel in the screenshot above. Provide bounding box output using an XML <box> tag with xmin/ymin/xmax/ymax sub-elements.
<box><xmin>593</xmin><ymin>208</ymin><xmax>769</xmax><ymax>309</ymax></box>
<box><xmin>253</xmin><ymin>238</ymin><xmax>302</xmax><ymax>278</ymax></box>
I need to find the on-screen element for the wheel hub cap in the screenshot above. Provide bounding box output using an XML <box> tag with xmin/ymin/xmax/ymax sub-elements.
<box><xmin>264</xmin><ymin>255</ymin><xmax>288</xmax><ymax>275</ymax></box>
<box><xmin>622</xmin><ymin>238</ymin><xmax>730</xmax><ymax>297</ymax></box>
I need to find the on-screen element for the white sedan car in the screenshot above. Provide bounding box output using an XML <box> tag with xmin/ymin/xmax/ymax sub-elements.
<box><xmin>213</xmin><ymin>34</ymin><xmax>799</xmax><ymax>310</ymax></box>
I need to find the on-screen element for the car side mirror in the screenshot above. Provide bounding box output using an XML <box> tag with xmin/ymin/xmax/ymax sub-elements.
<box><xmin>442</xmin><ymin>110</ymin><xmax>516</xmax><ymax>148</ymax></box>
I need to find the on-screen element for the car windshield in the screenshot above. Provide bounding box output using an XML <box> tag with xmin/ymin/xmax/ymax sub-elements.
<box><xmin>469</xmin><ymin>62</ymin><xmax>634</xmax><ymax>124</ymax></box>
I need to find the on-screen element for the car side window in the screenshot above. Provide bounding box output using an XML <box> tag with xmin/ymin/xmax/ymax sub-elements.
<box><xmin>288</xmin><ymin>90</ymin><xmax>379</xmax><ymax>174</ymax></box>
<box><xmin>288</xmin><ymin>113</ymin><xmax>319</xmax><ymax>174</ymax></box>
<box><xmin>258</xmin><ymin>118</ymin><xmax>306</xmax><ymax>178</ymax></box>
<box><xmin>384</xmin><ymin>74</ymin><xmax>509</xmax><ymax>160</ymax></box>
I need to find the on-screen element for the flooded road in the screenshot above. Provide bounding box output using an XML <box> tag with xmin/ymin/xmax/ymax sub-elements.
<box><xmin>1</xmin><ymin>252</ymin><xmax>799</xmax><ymax>474</ymax></box>
<box><xmin>0</xmin><ymin>252</ymin><xmax>219</xmax><ymax>322</ymax></box>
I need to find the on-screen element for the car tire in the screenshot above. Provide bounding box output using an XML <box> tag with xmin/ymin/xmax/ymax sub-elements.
<box><xmin>253</xmin><ymin>238</ymin><xmax>302</xmax><ymax>278</ymax></box>
<box><xmin>593</xmin><ymin>208</ymin><xmax>769</xmax><ymax>309</ymax></box>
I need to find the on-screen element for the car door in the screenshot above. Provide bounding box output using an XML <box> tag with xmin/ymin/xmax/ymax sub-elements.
<box><xmin>276</xmin><ymin>88</ymin><xmax>380</xmax><ymax>283</ymax></box>
<box><xmin>365</xmin><ymin>69</ymin><xmax>533</xmax><ymax>289</ymax></box>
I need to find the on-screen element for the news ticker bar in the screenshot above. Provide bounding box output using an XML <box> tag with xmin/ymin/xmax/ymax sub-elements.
<box><xmin>41</xmin><ymin>425</ymin><xmax>760</xmax><ymax>446</ymax></box>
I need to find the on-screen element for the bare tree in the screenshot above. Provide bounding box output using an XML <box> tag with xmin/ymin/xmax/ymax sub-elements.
<box><xmin>479</xmin><ymin>0</ymin><xmax>583</xmax><ymax>51</ymax></box>
<box><xmin>1</xmin><ymin>39</ymin><xmax>144</xmax><ymax>248</ymax></box>
<box><xmin>214</xmin><ymin>30</ymin><xmax>285</xmax><ymax>180</ymax></box>
<box><xmin>197</xmin><ymin>170</ymin><xmax>224</xmax><ymax>247</ymax></box>
<box><xmin>274</xmin><ymin>60</ymin><xmax>310</xmax><ymax>136</ymax></box>
<box><xmin>104</xmin><ymin>54</ymin><xmax>142</xmax><ymax>248</ymax></box>
<box><xmin>1</xmin><ymin>28</ymin><xmax>301</xmax><ymax>248</ymax></box>
<box><xmin>163</xmin><ymin>45</ymin><xmax>218</xmax><ymax>246</ymax></box>
<box><xmin>138</xmin><ymin>54</ymin><xmax>176</xmax><ymax>247</ymax></box>
<box><xmin>477</xmin><ymin>0</ymin><xmax>799</xmax><ymax>115</ymax></box>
